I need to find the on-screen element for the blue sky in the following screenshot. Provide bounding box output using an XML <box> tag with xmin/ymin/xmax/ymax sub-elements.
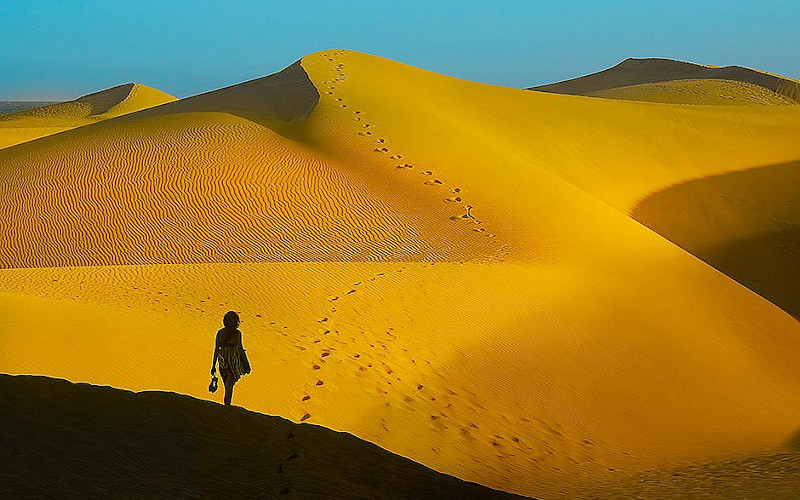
<box><xmin>1</xmin><ymin>0</ymin><xmax>798</xmax><ymax>100</ymax></box>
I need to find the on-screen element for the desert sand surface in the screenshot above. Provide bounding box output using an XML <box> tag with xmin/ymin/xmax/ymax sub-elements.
<box><xmin>1</xmin><ymin>374</ymin><xmax>520</xmax><ymax>499</ymax></box>
<box><xmin>575</xmin><ymin>449</ymin><xmax>800</xmax><ymax>499</ymax></box>
<box><xmin>2</xmin><ymin>50</ymin><xmax>800</xmax><ymax>498</ymax></box>
<box><xmin>0</xmin><ymin>83</ymin><xmax>175</xmax><ymax>149</ymax></box>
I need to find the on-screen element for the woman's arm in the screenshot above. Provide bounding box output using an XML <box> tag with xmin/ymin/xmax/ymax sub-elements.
<box><xmin>211</xmin><ymin>331</ymin><xmax>220</xmax><ymax>375</ymax></box>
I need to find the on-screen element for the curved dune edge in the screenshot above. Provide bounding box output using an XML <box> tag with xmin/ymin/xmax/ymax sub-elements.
<box><xmin>0</xmin><ymin>83</ymin><xmax>176</xmax><ymax>150</ymax></box>
<box><xmin>0</xmin><ymin>374</ymin><xmax>523</xmax><ymax>499</ymax></box>
<box><xmin>632</xmin><ymin>160</ymin><xmax>800</xmax><ymax>318</ymax></box>
<box><xmin>529</xmin><ymin>57</ymin><xmax>800</xmax><ymax>103</ymax></box>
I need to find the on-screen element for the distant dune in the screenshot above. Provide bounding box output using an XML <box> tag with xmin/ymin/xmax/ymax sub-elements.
<box><xmin>0</xmin><ymin>101</ymin><xmax>59</xmax><ymax>116</ymax></box>
<box><xmin>0</xmin><ymin>83</ymin><xmax>175</xmax><ymax>149</ymax></box>
<box><xmin>0</xmin><ymin>374</ymin><xmax>521</xmax><ymax>499</ymax></box>
<box><xmin>530</xmin><ymin>57</ymin><xmax>800</xmax><ymax>104</ymax></box>
<box><xmin>1</xmin><ymin>50</ymin><xmax>800</xmax><ymax>499</ymax></box>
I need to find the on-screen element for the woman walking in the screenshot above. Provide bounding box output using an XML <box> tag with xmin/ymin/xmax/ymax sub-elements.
<box><xmin>211</xmin><ymin>311</ymin><xmax>251</xmax><ymax>406</ymax></box>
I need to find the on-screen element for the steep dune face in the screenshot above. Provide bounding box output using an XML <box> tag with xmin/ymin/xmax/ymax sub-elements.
<box><xmin>2</xmin><ymin>50</ymin><xmax>800</xmax><ymax>499</ymax></box>
<box><xmin>0</xmin><ymin>83</ymin><xmax>176</xmax><ymax>149</ymax></box>
<box><xmin>530</xmin><ymin>57</ymin><xmax>800</xmax><ymax>103</ymax></box>
<box><xmin>133</xmin><ymin>61</ymin><xmax>319</xmax><ymax>131</ymax></box>
<box><xmin>633</xmin><ymin>160</ymin><xmax>800</xmax><ymax>318</ymax></box>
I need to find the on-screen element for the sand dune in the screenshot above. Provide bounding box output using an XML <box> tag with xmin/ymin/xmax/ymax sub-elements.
<box><xmin>2</xmin><ymin>50</ymin><xmax>800</xmax><ymax>499</ymax></box>
<box><xmin>530</xmin><ymin>57</ymin><xmax>800</xmax><ymax>103</ymax></box>
<box><xmin>0</xmin><ymin>83</ymin><xmax>175</xmax><ymax>149</ymax></box>
<box><xmin>0</xmin><ymin>374</ymin><xmax>520</xmax><ymax>499</ymax></box>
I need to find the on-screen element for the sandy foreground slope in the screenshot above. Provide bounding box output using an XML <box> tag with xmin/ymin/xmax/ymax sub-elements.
<box><xmin>0</xmin><ymin>83</ymin><xmax>175</xmax><ymax>149</ymax></box>
<box><xmin>2</xmin><ymin>50</ymin><xmax>800</xmax><ymax>498</ymax></box>
<box><xmin>1</xmin><ymin>374</ymin><xmax>520</xmax><ymax>499</ymax></box>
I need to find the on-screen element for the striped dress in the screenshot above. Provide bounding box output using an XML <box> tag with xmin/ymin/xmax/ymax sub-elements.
<box><xmin>217</xmin><ymin>328</ymin><xmax>249</xmax><ymax>382</ymax></box>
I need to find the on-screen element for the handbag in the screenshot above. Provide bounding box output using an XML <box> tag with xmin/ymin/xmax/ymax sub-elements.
<box><xmin>241</xmin><ymin>348</ymin><xmax>251</xmax><ymax>375</ymax></box>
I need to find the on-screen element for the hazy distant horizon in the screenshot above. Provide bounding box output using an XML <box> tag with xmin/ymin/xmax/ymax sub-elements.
<box><xmin>2</xmin><ymin>0</ymin><xmax>798</xmax><ymax>100</ymax></box>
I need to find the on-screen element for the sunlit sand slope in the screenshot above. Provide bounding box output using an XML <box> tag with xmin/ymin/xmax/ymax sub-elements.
<box><xmin>0</xmin><ymin>375</ymin><xmax>521</xmax><ymax>500</ymax></box>
<box><xmin>2</xmin><ymin>50</ymin><xmax>800</xmax><ymax>499</ymax></box>
<box><xmin>0</xmin><ymin>83</ymin><xmax>175</xmax><ymax>149</ymax></box>
<box><xmin>530</xmin><ymin>57</ymin><xmax>800</xmax><ymax>103</ymax></box>
<box><xmin>588</xmin><ymin>78</ymin><xmax>796</xmax><ymax>105</ymax></box>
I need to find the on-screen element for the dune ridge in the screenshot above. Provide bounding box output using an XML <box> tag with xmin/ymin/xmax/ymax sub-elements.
<box><xmin>2</xmin><ymin>50</ymin><xmax>800</xmax><ymax>499</ymax></box>
<box><xmin>530</xmin><ymin>57</ymin><xmax>800</xmax><ymax>103</ymax></box>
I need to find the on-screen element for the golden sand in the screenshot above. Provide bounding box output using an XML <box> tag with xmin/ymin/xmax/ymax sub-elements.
<box><xmin>2</xmin><ymin>50</ymin><xmax>799</xmax><ymax>498</ymax></box>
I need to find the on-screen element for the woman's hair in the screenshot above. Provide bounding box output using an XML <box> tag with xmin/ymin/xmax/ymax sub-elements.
<box><xmin>223</xmin><ymin>310</ymin><xmax>240</xmax><ymax>331</ymax></box>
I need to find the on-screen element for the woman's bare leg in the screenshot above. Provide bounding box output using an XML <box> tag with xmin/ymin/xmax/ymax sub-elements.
<box><xmin>224</xmin><ymin>375</ymin><xmax>236</xmax><ymax>406</ymax></box>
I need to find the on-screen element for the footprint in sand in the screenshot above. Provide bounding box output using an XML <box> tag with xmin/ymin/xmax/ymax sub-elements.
<box><xmin>287</xmin><ymin>453</ymin><xmax>299</xmax><ymax>461</ymax></box>
<box><xmin>302</xmin><ymin>395</ymin><xmax>311</xmax><ymax>401</ymax></box>
<box><xmin>330</xmin><ymin>296</ymin><xmax>338</xmax><ymax>301</ymax></box>
<box><xmin>422</xmin><ymin>170</ymin><xmax>432</xmax><ymax>175</ymax></box>
<box><xmin>300</xmin><ymin>413</ymin><xmax>311</xmax><ymax>422</ymax></box>
<box><xmin>347</xmin><ymin>289</ymin><xmax>356</xmax><ymax>294</ymax></box>
<box><xmin>321</xmin><ymin>352</ymin><xmax>330</xmax><ymax>358</ymax></box>
<box><xmin>313</xmin><ymin>364</ymin><xmax>320</xmax><ymax>370</ymax></box>
<box><xmin>318</xmin><ymin>317</ymin><xmax>328</xmax><ymax>323</ymax></box>
<box><xmin>316</xmin><ymin>380</ymin><xmax>324</xmax><ymax>386</ymax></box>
